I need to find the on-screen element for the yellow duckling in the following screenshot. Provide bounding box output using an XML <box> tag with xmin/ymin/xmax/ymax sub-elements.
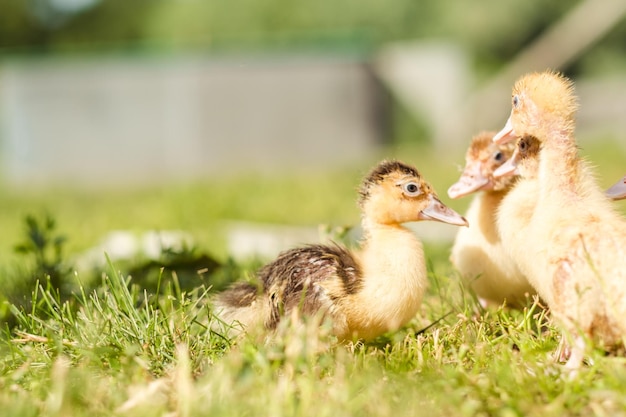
<box><xmin>214</xmin><ymin>160</ymin><xmax>468</xmax><ymax>341</ymax></box>
<box><xmin>493</xmin><ymin>71</ymin><xmax>626</xmax><ymax>369</ymax></box>
<box><xmin>448</xmin><ymin>131</ymin><xmax>535</xmax><ymax>308</ymax></box>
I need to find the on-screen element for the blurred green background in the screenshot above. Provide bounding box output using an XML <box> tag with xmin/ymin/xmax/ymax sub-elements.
<box><xmin>0</xmin><ymin>0</ymin><xmax>625</xmax><ymax>289</ymax></box>
<box><xmin>2</xmin><ymin>0</ymin><xmax>626</xmax><ymax>75</ymax></box>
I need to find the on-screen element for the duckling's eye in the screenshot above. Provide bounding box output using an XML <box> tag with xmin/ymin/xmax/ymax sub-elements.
<box><xmin>512</xmin><ymin>95</ymin><xmax>520</xmax><ymax>108</ymax></box>
<box><xmin>402</xmin><ymin>182</ymin><xmax>421</xmax><ymax>197</ymax></box>
<box><xmin>518</xmin><ymin>139</ymin><xmax>528</xmax><ymax>153</ymax></box>
<box><xmin>493</xmin><ymin>151</ymin><xmax>504</xmax><ymax>162</ymax></box>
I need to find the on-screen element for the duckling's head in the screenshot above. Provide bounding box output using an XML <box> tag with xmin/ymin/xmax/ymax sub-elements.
<box><xmin>448</xmin><ymin>131</ymin><xmax>517</xmax><ymax>199</ymax></box>
<box><xmin>359</xmin><ymin>160</ymin><xmax>468</xmax><ymax>227</ymax></box>
<box><xmin>493</xmin><ymin>135</ymin><xmax>542</xmax><ymax>180</ymax></box>
<box><xmin>493</xmin><ymin>71</ymin><xmax>578</xmax><ymax>145</ymax></box>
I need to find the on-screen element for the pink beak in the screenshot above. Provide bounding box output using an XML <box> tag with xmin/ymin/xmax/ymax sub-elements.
<box><xmin>447</xmin><ymin>161</ymin><xmax>490</xmax><ymax>199</ymax></box>
<box><xmin>493</xmin><ymin>147</ymin><xmax>521</xmax><ymax>178</ymax></box>
<box><xmin>493</xmin><ymin>116</ymin><xmax>517</xmax><ymax>145</ymax></box>
<box><xmin>418</xmin><ymin>194</ymin><xmax>469</xmax><ymax>227</ymax></box>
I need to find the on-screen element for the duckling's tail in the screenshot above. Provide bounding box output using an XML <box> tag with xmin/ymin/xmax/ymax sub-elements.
<box><xmin>211</xmin><ymin>282</ymin><xmax>270</xmax><ymax>336</ymax></box>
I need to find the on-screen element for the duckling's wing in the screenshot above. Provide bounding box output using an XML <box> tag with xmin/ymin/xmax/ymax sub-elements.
<box><xmin>258</xmin><ymin>243</ymin><xmax>362</xmax><ymax>328</ymax></box>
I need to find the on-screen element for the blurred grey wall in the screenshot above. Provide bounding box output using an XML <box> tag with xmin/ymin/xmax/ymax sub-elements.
<box><xmin>0</xmin><ymin>55</ymin><xmax>387</xmax><ymax>186</ymax></box>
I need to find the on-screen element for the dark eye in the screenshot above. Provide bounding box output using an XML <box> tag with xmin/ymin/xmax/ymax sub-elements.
<box><xmin>402</xmin><ymin>181</ymin><xmax>421</xmax><ymax>196</ymax></box>
<box><xmin>493</xmin><ymin>151</ymin><xmax>503</xmax><ymax>162</ymax></box>
<box><xmin>512</xmin><ymin>95</ymin><xmax>520</xmax><ymax>108</ymax></box>
<box><xmin>519</xmin><ymin>139</ymin><xmax>528</xmax><ymax>152</ymax></box>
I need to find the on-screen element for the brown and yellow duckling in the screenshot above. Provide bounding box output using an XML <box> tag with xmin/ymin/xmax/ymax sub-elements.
<box><xmin>213</xmin><ymin>160</ymin><xmax>468</xmax><ymax>341</ymax></box>
<box><xmin>448</xmin><ymin>131</ymin><xmax>535</xmax><ymax>308</ymax></box>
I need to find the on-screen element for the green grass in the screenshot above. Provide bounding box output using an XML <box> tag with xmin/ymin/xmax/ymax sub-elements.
<box><xmin>1</xmin><ymin>140</ymin><xmax>626</xmax><ymax>416</ymax></box>
<box><xmin>3</xmin><ymin>257</ymin><xmax>626</xmax><ymax>416</ymax></box>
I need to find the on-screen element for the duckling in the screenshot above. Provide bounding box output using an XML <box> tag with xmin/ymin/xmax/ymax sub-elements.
<box><xmin>492</xmin><ymin>134</ymin><xmax>541</xmax><ymax>301</ymax></box>
<box><xmin>448</xmin><ymin>131</ymin><xmax>534</xmax><ymax>308</ymax></box>
<box><xmin>606</xmin><ymin>175</ymin><xmax>626</xmax><ymax>200</ymax></box>
<box><xmin>493</xmin><ymin>71</ymin><xmax>626</xmax><ymax>369</ymax></box>
<box><xmin>213</xmin><ymin>160</ymin><xmax>468</xmax><ymax>341</ymax></box>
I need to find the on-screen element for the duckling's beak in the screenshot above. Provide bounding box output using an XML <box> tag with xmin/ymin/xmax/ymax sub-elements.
<box><xmin>606</xmin><ymin>175</ymin><xmax>626</xmax><ymax>200</ymax></box>
<box><xmin>447</xmin><ymin>161</ymin><xmax>489</xmax><ymax>199</ymax></box>
<box><xmin>493</xmin><ymin>116</ymin><xmax>517</xmax><ymax>144</ymax></box>
<box><xmin>493</xmin><ymin>149</ymin><xmax>520</xmax><ymax>178</ymax></box>
<box><xmin>419</xmin><ymin>195</ymin><xmax>469</xmax><ymax>227</ymax></box>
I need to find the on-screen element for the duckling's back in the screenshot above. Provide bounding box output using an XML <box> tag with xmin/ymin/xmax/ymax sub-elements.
<box><xmin>211</xmin><ymin>280</ymin><xmax>269</xmax><ymax>337</ymax></box>
<box><xmin>213</xmin><ymin>243</ymin><xmax>361</xmax><ymax>336</ymax></box>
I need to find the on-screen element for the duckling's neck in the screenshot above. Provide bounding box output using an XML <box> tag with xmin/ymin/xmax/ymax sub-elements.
<box><xmin>536</xmin><ymin>130</ymin><xmax>617</xmax><ymax>225</ymax></box>
<box><xmin>539</xmin><ymin>131</ymin><xmax>581</xmax><ymax>195</ymax></box>
<box><xmin>359</xmin><ymin>220</ymin><xmax>426</xmax><ymax>289</ymax></box>
<box><xmin>346</xmin><ymin>220</ymin><xmax>426</xmax><ymax>340</ymax></box>
<box><xmin>475</xmin><ymin>188</ymin><xmax>509</xmax><ymax>242</ymax></box>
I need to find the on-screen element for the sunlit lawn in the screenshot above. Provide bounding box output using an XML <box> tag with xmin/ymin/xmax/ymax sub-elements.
<box><xmin>1</xmin><ymin>138</ymin><xmax>626</xmax><ymax>416</ymax></box>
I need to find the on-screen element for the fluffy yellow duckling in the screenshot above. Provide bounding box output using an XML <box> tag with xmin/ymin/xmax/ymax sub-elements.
<box><xmin>448</xmin><ymin>131</ymin><xmax>535</xmax><ymax>308</ymax></box>
<box><xmin>606</xmin><ymin>175</ymin><xmax>626</xmax><ymax>200</ymax></box>
<box><xmin>493</xmin><ymin>71</ymin><xmax>626</xmax><ymax>369</ymax></box>
<box><xmin>214</xmin><ymin>160</ymin><xmax>468</xmax><ymax>341</ymax></box>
